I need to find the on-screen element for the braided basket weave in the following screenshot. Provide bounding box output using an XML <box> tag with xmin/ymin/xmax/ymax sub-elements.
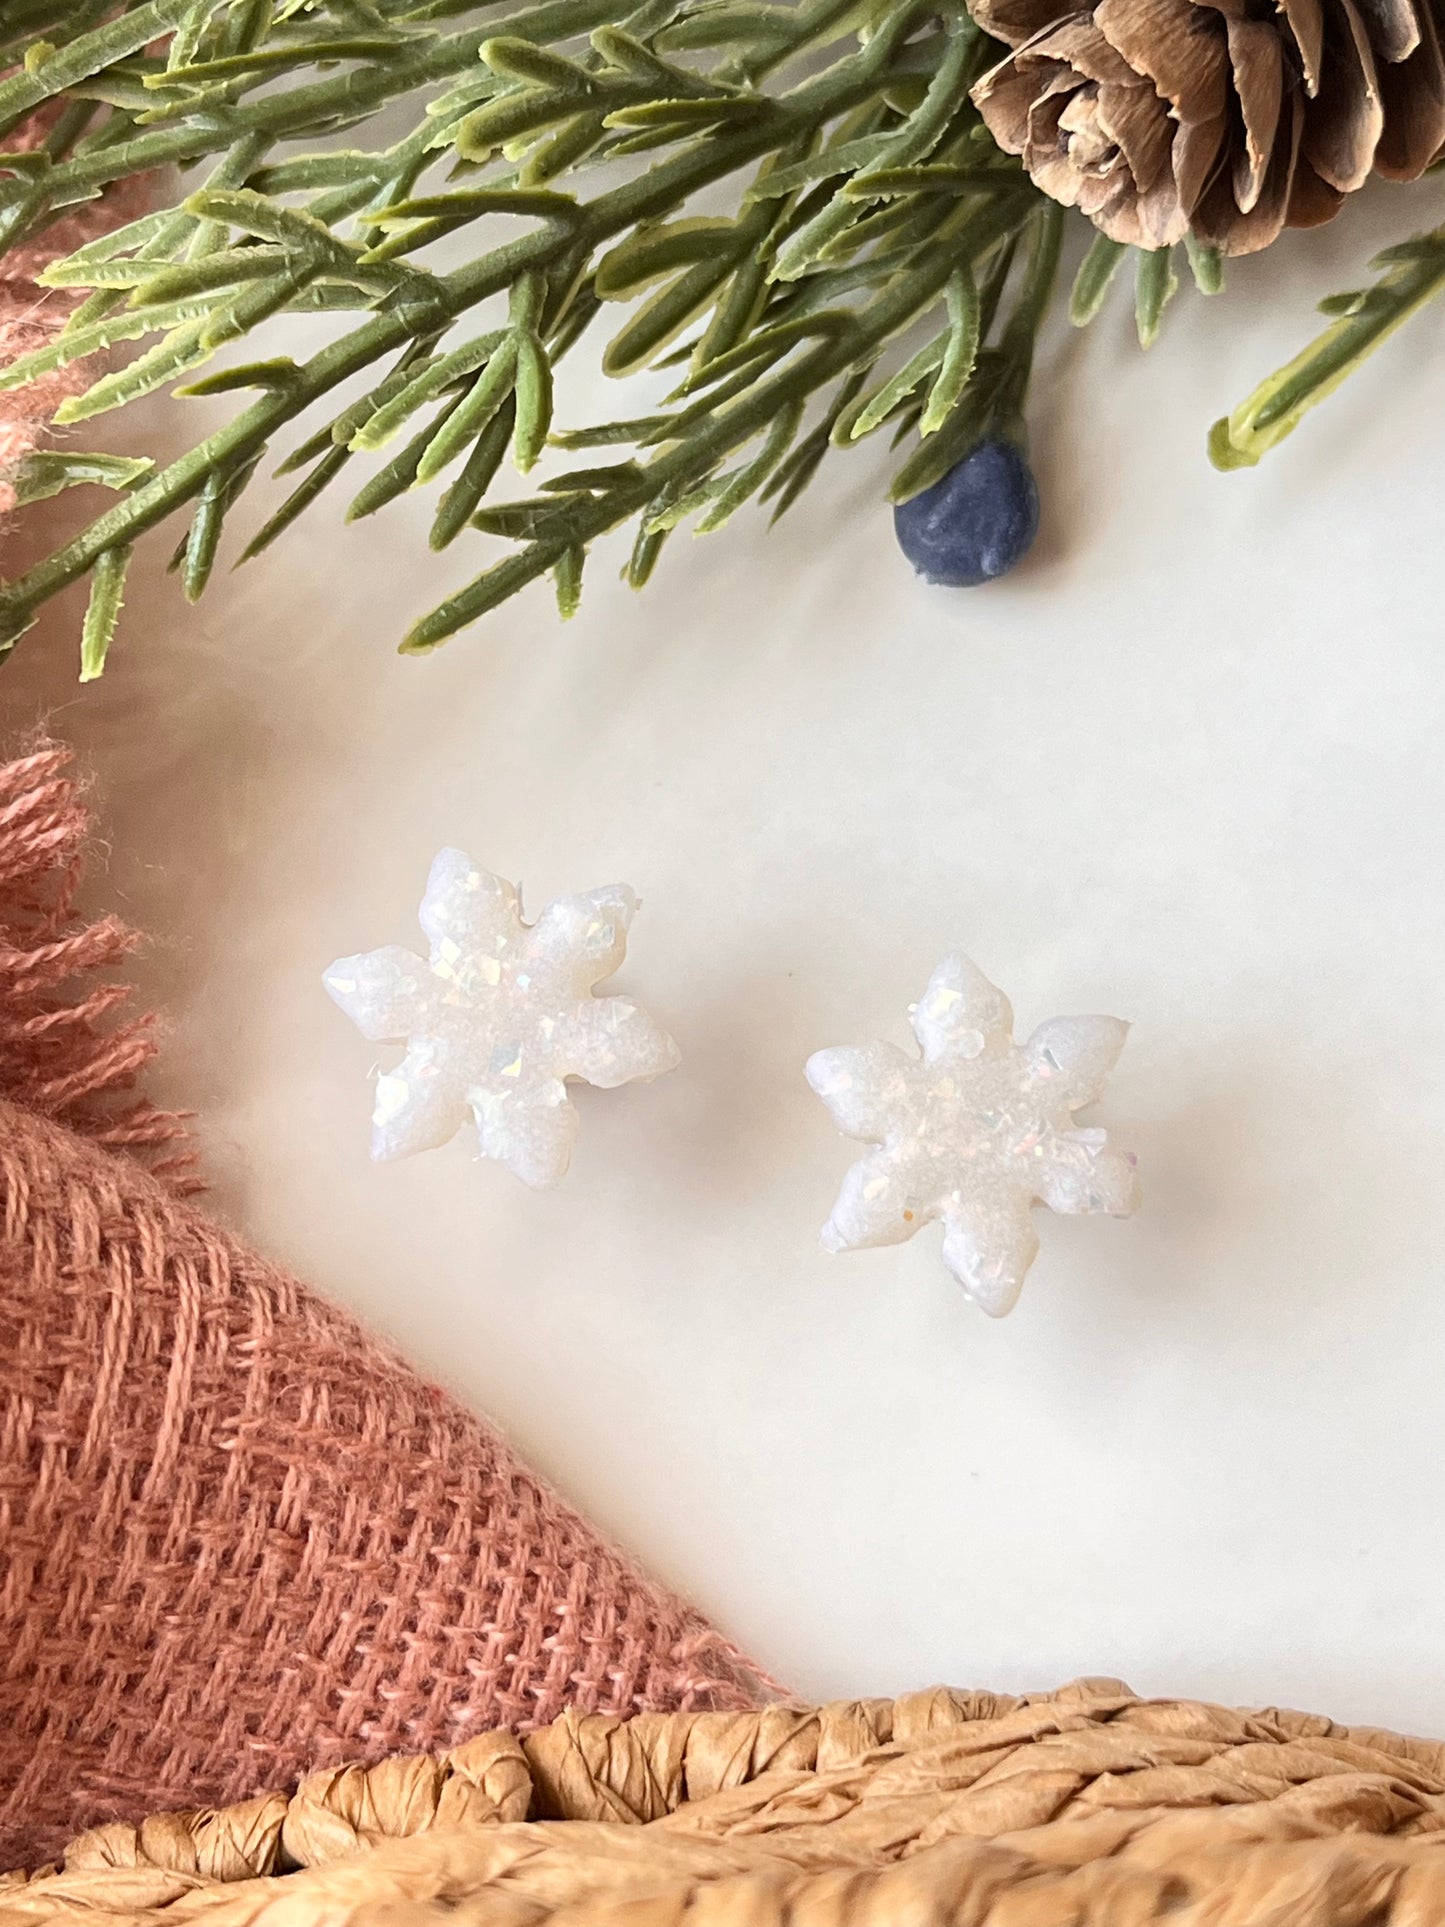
<box><xmin>7</xmin><ymin>1682</ymin><xmax>1445</xmax><ymax>1926</ymax></box>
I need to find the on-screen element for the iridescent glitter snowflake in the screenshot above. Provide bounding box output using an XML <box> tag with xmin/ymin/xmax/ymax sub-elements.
<box><xmin>806</xmin><ymin>955</ymin><xmax>1140</xmax><ymax>1315</ymax></box>
<box><xmin>324</xmin><ymin>850</ymin><xmax>680</xmax><ymax>1186</ymax></box>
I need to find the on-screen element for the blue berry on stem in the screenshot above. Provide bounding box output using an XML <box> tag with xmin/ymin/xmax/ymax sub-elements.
<box><xmin>893</xmin><ymin>437</ymin><xmax>1039</xmax><ymax>588</ymax></box>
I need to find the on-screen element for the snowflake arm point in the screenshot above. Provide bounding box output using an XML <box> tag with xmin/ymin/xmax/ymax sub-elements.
<box><xmin>1025</xmin><ymin>1013</ymin><xmax>1130</xmax><ymax>1110</ymax></box>
<box><xmin>323</xmin><ymin>945</ymin><xmax>434</xmax><ymax>1042</ymax></box>
<box><xmin>910</xmin><ymin>954</ymin><xmax>1014</xmax><ymax>1063</ymax></box>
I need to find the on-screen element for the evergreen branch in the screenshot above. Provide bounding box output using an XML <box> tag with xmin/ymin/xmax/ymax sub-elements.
<box><xmin>2</xmin><ymin>0</ymin><xmax>1053</xmax><ymax>661</ymax></box>
<box><xmin>1212</xmin><ymin>225</ymin><xmax>1445</xmax><ymax>468</ymax></box>
<box><xmin>402</xmin><ymin>187</ymin><xmax>1030</xmax><ymax>648</ymax></box>
<box><xmin>0</xmin><ymin>0</ymin><xmax>1373</xmax><ymax>668</ymax></box>
<box><xmin>0</xmin><ymin>0</ymin><xmax>198</xmax><ymax>138</ymax></box>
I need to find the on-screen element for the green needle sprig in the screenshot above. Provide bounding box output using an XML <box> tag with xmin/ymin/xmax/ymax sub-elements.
<box><xmin>1212</xmin><ymin>225</ymin><xmax>1445</xmax><ymax>468</ymax></box>
<box><xmin>0</xmin><ymin>0</ymin><xmax>1065</xmax><ymax>664</ymax></box>
<box><xmin>0</xmin><ymin>0</ymin><xmax>1441</xmax><ymax>673</ymax></box>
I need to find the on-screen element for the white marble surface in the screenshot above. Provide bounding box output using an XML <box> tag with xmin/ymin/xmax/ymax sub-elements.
<box><xmin>10</xmin><ymin>179</ymin><xmax>1445</xmax><ymax>1732</ymax></box>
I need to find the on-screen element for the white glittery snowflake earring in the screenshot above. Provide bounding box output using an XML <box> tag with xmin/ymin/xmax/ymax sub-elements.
<box><xmin>324</xmin><ymin>849</ymin><xmax>680</xmax><ymax>1187</ymax></box>
<box><xmin>806</xmin><ymin>955</ymin><xmax>1140</xmax><ymax>1316</ymax></box>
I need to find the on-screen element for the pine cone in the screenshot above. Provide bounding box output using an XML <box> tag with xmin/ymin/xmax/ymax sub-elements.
<box><xmin>970</xmin><ymin>0</ymin><xmax>1445</xmax><ymax>255</ymax></box>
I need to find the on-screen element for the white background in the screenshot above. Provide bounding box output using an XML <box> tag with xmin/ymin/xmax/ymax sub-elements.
<box><xmin>10</xmin><ymin>176</ymin><xmax>1445</xmax><ymax>1733</ymax></box>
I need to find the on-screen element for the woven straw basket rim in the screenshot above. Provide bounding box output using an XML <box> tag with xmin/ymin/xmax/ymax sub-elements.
<box><xmin>7</xmin><ymin>1680</ymin><xmax>1445</xmax><ymax>1925</ymax></box>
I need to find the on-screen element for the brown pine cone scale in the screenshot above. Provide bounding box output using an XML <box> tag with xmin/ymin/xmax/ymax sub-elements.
<box><xmin>971</xmin><ymin>0</ymin><xmax>1445</xmax><ymax>254</ymax></box>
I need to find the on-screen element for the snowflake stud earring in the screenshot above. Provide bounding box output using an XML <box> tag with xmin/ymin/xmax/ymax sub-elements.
<box><xmin>324</xmin><ymin>850</ymin><xmax>680</xmax><ymax>1187</ymax></box>
<box><xmin>806</xmin><ymin>955</ymin><xmax>1140</xmax><ymax>1316</ymax></box>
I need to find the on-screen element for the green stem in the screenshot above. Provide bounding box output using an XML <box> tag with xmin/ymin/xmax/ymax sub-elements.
<box><xmin>1000</xmin><ymin>200</ymin><xmax>1062</xmax><ymax>368</ymax></box>
<box><xmin>1212</xmin><ymin>226</ymin><xmax>1445</xmax><ymax>466</ymax></box>
<box><xmin>0</xmin><ymin>0</ymin><xmax>199</xmax><ymax>134</ymax></box>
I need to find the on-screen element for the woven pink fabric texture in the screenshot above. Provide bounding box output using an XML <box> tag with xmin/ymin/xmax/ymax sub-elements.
<box><xmin>0</xmin><ymin>748</ymin><xmax>772</xmax><ymax>1871</ymax></box>
<box><xmin>0</xmin><ymin>743</ymin><xmax>193</xmax><ymax>1180</ymax></box>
